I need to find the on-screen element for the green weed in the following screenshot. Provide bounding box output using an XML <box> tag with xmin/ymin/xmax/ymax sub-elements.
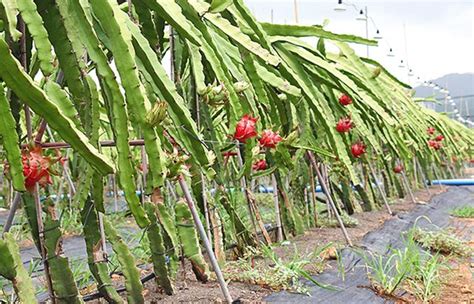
<box><xmin>406</xmin><ymin>253</ymin><xmax>447</xmax><ymax>303</ymax></box>
<box><xmin>410</xmin><ymin>227</ymin><xmax>471</xmax><ymax>256</ymax></box>
<box><xmin>316</xmin><ymin>212</ymin><xmax>358</xmax><ymax>228</ymax></box>
<box><xmin>224</xmin><ymin>244</ymin><xmax>335</xmax><ymax>294</ymax></box>
<box><xmin>450</xmin><ymin>205</ymin><xmax>474</xmax><ymax>218</ymax></box>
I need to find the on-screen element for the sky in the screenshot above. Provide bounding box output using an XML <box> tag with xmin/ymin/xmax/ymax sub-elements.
<box><xmin>243</xmin><ymin>0</ymin><xmax>474</xmax><ymax>86</ymax></box>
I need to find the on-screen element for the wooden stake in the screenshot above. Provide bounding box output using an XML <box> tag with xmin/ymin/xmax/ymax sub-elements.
<box><xmin>415</xmin><ymin>159</ymin><xmax>430</xmax><ymax>195</ymax></box>
<box><xmin>431</xmin><ymin>164</ymin><xmax>444</xmax><ymax>190</ymax></box>
<box><xmin>307</xmin><ymin>152</ymin><xmax>353</xmax><ymax>246</ymax></box>
<box><xmin>235</xmin><ymin>143</ymin><xmax>258</xmax><ymax>239</ymax></box>
<box><xmin>271</xmin><ymin>174</ymin><xmax>283</xmax><ymax>242</ymax></box>
<box><xmin>201</xmin><ymin>173</ymin><xmax>212</xmax><ymax>244</ymax></box>
<box><xmin>413</xmin><ymin>157</ymin><xmax>418</xmax><ymax>188</ymax></box>
<box><xmin>178</xmin><ymin>176</ymin><xmax>233</xmax><ymax>303</ymax></box>
<box><xmin>33</xmin><ymin>185</ymin><xmax>55</xmax><ymax>303</ymax></box>
<box><xmin>401</xmin><ymin>171</ymin><xmax>417</xmax><ymax>204</ymax></box>
<box><xmin>309</xmin><ymin>163</ymin><xmax>318</xmax><ymax>225</ymax></box>
<box><xmin>2</xmin><ymin>192</ymin><xmax>21</xmax><ymax>234</ymax></box>
<box><xmin>367</xmin><ymin>161</ymin><xmax>392</xmax><ymax>215</ymax></box>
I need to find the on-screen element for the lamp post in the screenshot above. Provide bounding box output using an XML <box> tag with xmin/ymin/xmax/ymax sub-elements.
<box><xmin>293</xmin><ymin>0</ymin><xmax>299</xmax><ymax>24</ymax></box>
<box><xmin>364</xmin><ymin>7</ymin><xmax>369</xmax><ymax>57</ymax></box>
<box><xmin>335</xmin><ymin>2</ymin><xmax>370</xmax><ymax>57</ymax></box>
<box><xmin>334</xmin><ymin>0</ymin><xmax>346</xmax><ymax>11</ymax></box>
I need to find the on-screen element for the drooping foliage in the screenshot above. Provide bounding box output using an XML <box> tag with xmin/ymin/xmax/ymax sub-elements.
<box><xmin>0</xmin><ymin>0</ymin><xmax>472</xmax><ymax>301</ymax></box>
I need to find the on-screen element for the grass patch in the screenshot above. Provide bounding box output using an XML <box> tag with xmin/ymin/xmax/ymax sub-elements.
<box><xmin>450</xmin><ymin>205</ymin><xmax>474</xmax><ymax>218</ymax></box>
<box><xmin>224</xmin><ymin>244</ymin><xmax>335</xmax><ymax>294</ymax></box>
<box><xmin>405</xmin><ymin>253</ymin><xmax>447</xmax><ymax>303</ymax></box>
<box><xmin>356</xmin><ymin>228</ymin><xmax>449</xmax><ymax>302</ymax></box>
<box><xmin>357</xmin><ymin>232</ymin><xmax>420</xmax><ymax>297</ymax></box>
<box><xmin>411</xmin><ymin>227</ymin><xmax>471</xmax><ymax>256</ymax></box>
<box><xmin>316</xmin><ymin>212</ymin><xmax>359</xmax><ymax>228</ymax></box>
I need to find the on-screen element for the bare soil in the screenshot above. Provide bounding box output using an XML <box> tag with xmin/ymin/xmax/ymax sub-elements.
<box><xmin>433</xmin><ymin>217</ymin><xmax>473</xmax><ymax>304</ymax></box>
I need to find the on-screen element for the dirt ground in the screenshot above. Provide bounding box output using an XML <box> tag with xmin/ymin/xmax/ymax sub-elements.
<box><xmin>4</xmin><ymin>184</ymin><xmax>469</xmax><ymax>303</ymax></box>
<box><xmin>126</xmin><ymin>186</ymin><xmax>453</xmax><ymax>303</ymax></box>
<box><xmin>432</xmin><ymin>217</ymin><xmax>473</xmax><ymax>304</ymax></box>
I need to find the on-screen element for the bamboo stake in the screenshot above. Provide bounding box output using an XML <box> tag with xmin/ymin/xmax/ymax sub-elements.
<box><xmin>33</xmin><ymin>185</ymin><xmax>55</xmax><ymax>303</ymax></box>
<box><xmin>413</xmin><ymin>157</ymin><xmax>418</xmax><ymax>188</ymax></box>
<box><xmin>322</xmin><ymin>164</ymin><xmax>333</xmax><ymax>218</ymax></box>
<box><xmin>431</xmin><ymin>164</ymin><xmax>444</xmax><ymax>190</ymax></box>
<box><xmin>2</xmin><ymin>192</ymin><xmax>21</xmax><ymax>234</ymax></box>
<box><xmin>307</xmin><ymin>152</ymin><xmax>353</xmax><ymax>246</ymax></box>
<box><xmin>401</xmin><ymin>170</ymin><xmax>417</xmax><ymax>204</ymax></box>
<box><xmin>235</xmin><ymin>143</ymin><xmax>258</xmax><ymax>238</ymax></box>
<box><xmin>303</xmin><ymin>187</ymin><xmax>310</xmax><ymax>226</ymax></box>
<box><xmin>0</xmin><ymin>168</ymin><xmax>4</xmax><ymax>206</ymax></box>
<box><xmin>167</xmin><ymin>180</ymin><xmax>178</xmax><ymax>201</ymax></box>
<box><xmin>18</xmin><ymin>16</ymin><xmax>55</xmax><ymax>301</ymax></box>
<box><xmin>415</xmin><ymin>159</ymin><xmax>430</xmax><ymax>195</ymax></box>
<box><xmin>98</xmin><ymin>213</ymin><xmax>107</xmax><ymax>259</ymax></box>
<box><xmin>245</xmin><ymin>187</ymin><xmax>272</xmax><ymax>245</ymax></box>
<box><xmin>201</xmin><ymin>173</ymin><xmax>212</xmax><ymax>243</ymax></box>
<box><xmin>271</xmin><ymin>174</ymin><xmax>283</xmax><ymax>242</ymax></box>
<box><xmin>140</xmin><ymin>143</ymin><xmax>148</xmax><ymax>201</ymax></box>
<box><xmin>178</xmin><ymin>176</ymin><xmax>233</xmax><ymax>303</ymax></box>
<box><xmin>366</xmin><ymin>161</ymin><xmax>392</xmax><ymax>215</ymax></box>
<box><xmin>112</xmin><ymin>174</ymin><xmax>119</xmax><ymax>212</ymax></box>
<box><xmin>46</xmin><ymin>126</ymin><xmax>76</xmax><ymax>195</ymax></box>
<box><xmin>309</xmin><ymin>163</ymin><xmax>318</xmax><ymax>225</ymax></box>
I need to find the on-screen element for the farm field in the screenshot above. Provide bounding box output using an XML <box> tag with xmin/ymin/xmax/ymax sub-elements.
<box><xmin>0</xmin><ymin>0</ymin><xmax>472</xmax><ymax>303</ymax></box>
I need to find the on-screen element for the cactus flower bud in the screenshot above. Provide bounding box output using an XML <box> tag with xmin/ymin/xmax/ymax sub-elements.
<box><xmin>277</xmin><ymin>93</ymin><xmax>287</xmax><ymax>101</ymax></box>
<box><xmin>146</xmin><ymin>101</ymin><xmax>168</xmax><ymax>127</ymax></box>
<box><xmin>233</xmin><ymin>81</ymin><xmax>250</xmax><ymax>93</ymax></box>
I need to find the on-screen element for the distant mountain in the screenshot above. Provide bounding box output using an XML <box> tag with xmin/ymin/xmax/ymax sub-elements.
<box><xmin>414</xmin><ymin>73</ymin><xmax>474</xmax><ymax>98</ymax></box>
<box><xmin>414</xmin><ymin>73</ymin><xmax>474</xmax><ymax>122</ymax></box>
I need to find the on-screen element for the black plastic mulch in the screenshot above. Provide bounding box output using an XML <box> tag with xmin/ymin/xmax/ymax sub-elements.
<box><xmin>264</xmin><ymin>186</ymin><xmax>474</xmax><ymax>303</ymax></box>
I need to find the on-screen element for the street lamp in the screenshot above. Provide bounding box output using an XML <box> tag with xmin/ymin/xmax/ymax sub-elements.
<box><xmin>398</xmin><ymin>60</ymin><xmax>405</xmax><ymax>68</ymax></box>
<box><xmin>408</xmin><ymin>69</ymin><xmax>414</xmax><ymax>76</ymax></box>
<box><xmin>374</xmin><ymin>29</ymin><xmax>382</xmax><ymax>39</ymax></box>
<box><xmin>356</xmin><ymin>9</ymin><xmax>367</xmax><ymax>21</ymax></box>
<box><xmin>387</xmin><ymin>48</ymin><xmax>395</xmax><ymax>57</ymax></box>
<box><xmin>334</xmin><ymin>0</ymin><xmax>346</xmax><ymax>11</ymax></box>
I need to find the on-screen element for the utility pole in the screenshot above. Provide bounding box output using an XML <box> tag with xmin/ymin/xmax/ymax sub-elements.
<box><xmin>365</xmin><ymin>6</ymin><xmax>369</xmax><ymax>57</ymax></box>
<box><xmin>294</xmin><ymin>0</ymin><xmax>299</xmax><ymax>24</ymax></box>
